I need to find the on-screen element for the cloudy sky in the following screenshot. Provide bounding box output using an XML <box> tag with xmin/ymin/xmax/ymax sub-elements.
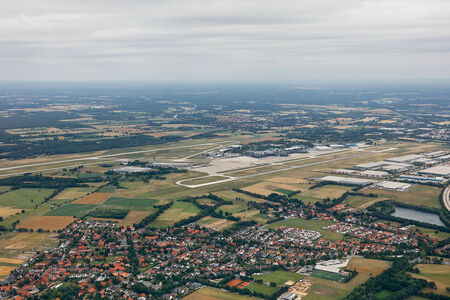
<box><xmin>1</xmin><ymin>0</ymin><xmax>450</xmax><ymax>81</ymax></box>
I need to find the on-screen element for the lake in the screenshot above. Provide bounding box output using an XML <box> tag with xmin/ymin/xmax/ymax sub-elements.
<box><xmin>392</xmin><ymin>206</ymin><xmax>446</xmax><ymax>227</ymax></box>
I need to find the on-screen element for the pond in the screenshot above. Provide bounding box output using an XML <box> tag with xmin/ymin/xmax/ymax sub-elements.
<box><xmin>391</xmin><ymin>206</ymin><xmax>445</xmax><ymax>227</ymax></box>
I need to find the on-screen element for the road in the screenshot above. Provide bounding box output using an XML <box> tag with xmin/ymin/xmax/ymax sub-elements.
<box><xmin>0</xmin><ymin>140</ymin><xmax>238</xmax><ymax>178</ymax></box>
<box><xmin>176</xmin><ymin>148</ymin><xmax>387</xmax><ymax>188</ymax></box>
<box><xmin>443</xmin><ymin>185</ymin><xmax>450</xmax><ymax>212</ymax></box>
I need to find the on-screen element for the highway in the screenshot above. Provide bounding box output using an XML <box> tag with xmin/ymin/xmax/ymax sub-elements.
<box><xmin>443</xmin><ymin>185</ymin><xmax>450</xmax><ymax>212</ymax></box>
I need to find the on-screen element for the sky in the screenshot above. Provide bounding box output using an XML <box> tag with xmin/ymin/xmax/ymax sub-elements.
<box><xmin>1</xmin><ymin>0</ymin><xmax>450</xmax><ymax>82</ymax></box>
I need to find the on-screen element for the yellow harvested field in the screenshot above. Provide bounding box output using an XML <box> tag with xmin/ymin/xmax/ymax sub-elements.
<box><xmin>346</xmin><ymin>257</ymin><xmax>392</xmax><ymax>276</ymax></box>
<box><xmin>199</xmin><ymin>216</ymin><xmax>235</xmax><ymax>231</ymax></box>
<box><xmin>0</xmin><ymin>258</ymin><xmax>24</xmax><ymax>264</ymax></box>
<box><xmin>17</xmin><ymin>216</ymin><xmax>74</xmax><ymax>231</ymax></box>
<box><xmin>0</xmin><ymin>206</ymin><xmax>22</xmax><ymax>218</ymax></box>
<box><xmin>243</xmin><ymin>182</ymin><xmax>298</xmax><ymax>196</ymax></box>
<box><xmin>73</xmin><ymin>192</ymin><xmax>113</xmax><ymax>204</ymax></box>
<box><xmin>54</xmin><ymin>187</ymin><xmax>96</xmax><ymax>200</ymax></box>
<box><xmin>0</xmin><ymin>266</ymin><xmax>15</xmax><ymax>279</ymax></box>
<box><xmin>269</xmin><ymin>176</ymin><xmax>310</xmax><ymax>184</ymax></box>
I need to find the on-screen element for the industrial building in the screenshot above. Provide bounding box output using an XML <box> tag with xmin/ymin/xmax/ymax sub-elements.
<box><xmin>113</xmin><ymin>166</ymin><xmax>152</xmax><ymax>173</ymax></box>
<box><xmin>333</xmin><ymin>169</ymin><xmax>388</xmax><ymax>178</ymax></box>
<box><xmin>398</xmin><ymin>175</ymin><xmax>447</xmax><ymax>184</ymax></box>
<box><xmin>375</xmin><ymin>181</ymin><xmax>411</xmax><ymax>192</ymax></box>
<box><xmin>385</xmin><ymin>154</ymin><xmax>423</xmax><ymax>163</ymax></box>
<box><xmin>379</xmin><ymin>163</ymin><xmax>412</xmax><ymax>173</ymax></box>
<box><xmin>418</xmin><ymin>166</ymin><xmax>450</xmax><ymax>177</ymax></box>
<box><xmin>424</xmin><ymin>151</ymin><xmax>446</xmax><ymax>158</ymax></box>
<box><xmin>354</xmin><ymin>161</ymin><xmax>387</xmax><ymax>170</ymax></box>
<box><xmin>320</xmin><ymin>176</ymin><xmax>374</xmax><ymax>186</ymax></box>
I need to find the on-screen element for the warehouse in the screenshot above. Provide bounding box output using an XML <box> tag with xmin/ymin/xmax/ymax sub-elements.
<box><xmin>424</xmin><ymin>151</ymin><xmax>446</xmax><ymax>158</ymax></box>
<box><xmin>358</xmin><ymin>170</ymin><xmax>389</xmax><ymax>178</ymax></box>
<box><xmin>385</xmin><ymin>154</ymin><xmax>423</xmax><ymax>163</ymax></box>
<box><xmin>376</xmin><ymin>181</ymin><xmax>411</xmax><ymax>192</ymax></box>
<box><xmin>354</xmin><ymin>161</ymin><xmax>387</xmax><ymax>170</ymax></box>
<box><xmin>333</xmin><ymin>169</ymin><xmax>358</xmax><ymax>175</ymax></box>
<box><xmin>380</xmin><ymin>163</ymin><xmax>412</xmax><ymax>173</ymax></box>
<box><xmin>418</xmin><ymin>166</ymin><xmax>450</xmax><ymax>177</ymax></box>
<box><xmin>320</xmin><ymin>176</ymin><xmax>374</xmax><ymax>186</ymax></box>
<box><xmin>398</xmin><ymin>175</ymin><xmax>447</xmax><ymax>184</ymax></box>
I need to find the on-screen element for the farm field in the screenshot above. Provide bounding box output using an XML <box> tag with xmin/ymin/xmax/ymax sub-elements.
<box><xmin>234</xmin><ymin>209</ymin><xmax>268</xmax><ymax>224</ymax></box>
<box><xmin>0</xmin><ymin>188</ymin><xmax>55</xmax><ymax>209</ymax></box>
<box><xmin>0</xmin><ymin>206</ymin><xmax>22</xmax><ymax>218</ymax></box>
<box><xmin>0</xmin><ymin>232</ymin><xmax>58</xmax><ymax>261</ymax></box>
<box><xmin>409</xmin><ymin>264</ymin><xmax>450</xmax><ymax>296</ymax></box>
<box><xmin>54</xmin><ymin>187</ymin><xmax>97</xmax><ymax>200</ymax></box>
<box><xmin>16</xmin><ymin>216</ymin><xmax>75</xmax><ymax>231</ymax></box>
<box><xmin>117</xmin><ymin>210</ymin><xmax>153</xmax><ymax>226</ymax></box>
<box><xmin>73</xmin><ymin>192</ymin><xmax>113</xmax><ymax>204</ymax></box>
<box><xmin>183</xmin><ymin>287</ymin><xmax>261</xmax><ymax>300</ymax></box>
<box><xmin>45</xmin><ymin>203</ymin><xmax>97</xmax><ymax>217</ymax></box>
<box><xmin>197</xmin><ymin>216</ymin><xmax>235</xmax><ymax>231</ymax></box>
<box><xmin>294</xmin><ymin>185</ymin><xmax>353</xmax><ymax>204</ymax></box>
<box><xmin>151</xmin><ymin>201</ymin><xmax>201</xmax><ymax>228</ymax></box>
<box><xmin>242</xmin><ymin>182</ymin><xmax>298</xmax><ymax>196</ymax></box>
<box><xmin>266</xmin><ymin>218</ymin><xmax>344</xmax><ymax>240</ymax></box>
<box><xmin>345</xmin><ymin>257</ymin><xmax>392</xmax><ymax>277</ymax></box>
<box><xmin>363</xmin><ymin>185</ymin><xmax>442</xmax><ymax>209</ymax></box>
<box><xmin>103</xmin><ymin>197</ymin><xmax>158</xmax><ymax>210</ymax></box>
<box><xmin>253</xmin><ymin>270</ymin><xmax>303</xmax><ymax>286</ymax></box>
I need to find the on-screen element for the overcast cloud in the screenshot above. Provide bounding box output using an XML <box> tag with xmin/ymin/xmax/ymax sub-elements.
<box><xmin>1</xmin><ymin>0</ymin><xmax>450</xmax><ymax>81</ymax></box>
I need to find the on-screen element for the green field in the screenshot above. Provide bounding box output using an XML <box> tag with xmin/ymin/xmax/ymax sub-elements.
<box><xmin>275</xmin><ymin>188</ymin><xmax>294</xmax><ymax>195</ymax></box>
<box><xmin>245</xmin><ymin>282</ymin><xmax>279</xmax><ymax>296</ymax></box>
<box><xmin>0</xmin><ymin>188</ymin><xmax>55</xmax><ymax>209</ymax></box>
<box><xmin>364</xmin><ymin>185</ymin><xmax>442</xmax><ymax>209</ymax></box>
<box><xmin>97</xmin><ymin>186</ymin><xmax>116</xmax><ymax>193</ymax></box>
<box><xmin>103</xmin><ymin>197</ymin><xmax>158</xmax><ymax>210</ymax></box>
<box><xmin>266</xmin><ymin>218</ymin><xmax>343</xmax><ymax>240</ymax></box>
<box><xmin>374</xmin><ymin>290</ymin><xmax>393</xmax><ymax>299</ymax></box>
<box><xmin>45</xmin><ymin>204</ymin><xmax>97</xmax><ymax>217</ymax></box>
<box><xmin>294</xmin><ymin>185</ymin><xmax>353</xmax><ymax>204</ymax></box>
<box><xmin>310</xmin><ymin>270</ymin><xmax>348</xmax><ymax>282</ymax></box>
<box><xmin>253</xmin><ymin>270</ymin><xmax>303</xmax><ymax>286</ymax></box>
<box><xmin>151</xmin><ymin>201</ymin><xmax>201</xmax><ymax>228</ymax></box>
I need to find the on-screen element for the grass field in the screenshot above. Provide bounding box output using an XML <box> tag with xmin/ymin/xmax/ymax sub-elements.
<box><xmin>253</xmin><ymin>270</ymin><xmax>303</xmax><ymax>286</ymax></box>
<box><xmin>363</xmin><ymin>185</ymin><xmax>442</xmax><ymax>209</ymax></box>
<box><xmin>183</xmin><ymin>287</ymin><xmax>261</xmax><ymax>300</ymax></box>
<box><xmin>245</xmin><ymin>282</ymin><xmax>279</xmax><ymax>296</ymax></box>
<box><xmin>410</xmin><ymin>264</ymin><xmax>450</xmax><ymax>296</ymax></box>
<box><xmin>45</xmin><ymin>203</ymin><xmax>97</xmax><ymax>217</ymax></box>
<box><xmin>103</xmin><ymin>197</ymin><xmax>158</xmax><ymax>210</ymax></box>
<box><xmin>294</xmin><ymin>185</ymin><xmax>353</xmax><ymax>204</ymax></box>
<box><xmin>17</xmin><ymin>216</ymin><xmax>75</xmax><ymax>231</ymax></box>
<box><xmin>234</xmin><ymin>209</ymin><xmax>269</xmax><ymax>224</ymax></box>
<box><xmin>0</xmin><ymin>188</ymin><xmax>55</xmax><ymax>209</ymax></box>
<box><xmin>345</xmin><ymin>195</ymin><xmax>384</xmax><ymax>209</ymax></box>
<box><xmin>54</xmin><ymin>187</ymin><xmax>97</xmax><ymax>200</ymax></box>
<box><xmin>151</xmin><ymin>201</ymin><xmax>201</xmax><ymax>228</ymax></box>
<box><xmin>73</xmin><ymin>192</ymin><xmax>113</xmax><ymax>204</ymax></box>
<box><xmin>266</xmin><ymin>218</ymin><xmax>343</xmax><ymax>240</ymax></box>
<box><xmin>310</xmin><ymin>270</ymin><xmax>348</xmax><ymax>282</ymax></box>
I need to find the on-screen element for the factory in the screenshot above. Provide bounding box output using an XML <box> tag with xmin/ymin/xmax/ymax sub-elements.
<box><xmin>354</xmin><ymin>161</ymin><xmax>387</xmax><ymax>170</ymax></box>
<box><xmin>424</xmin><ymin>151</ymin><xmax>446</xmax><ymax>158</ymax></box>
<box><xmin>375</xmin><ymin>181</ymin><xmax>411</xmax><ymax>192</ymax></box>
<box><xmin>379</xmin><ymin>163</ymin><xmax>412</xmax><ymax>173</ymax></box>
<box><xmin>320</xmin><ymin>176</ymin><xmax>374</xmax><ymax>186</ymax></box>
<box><xmin>385</xmin><ymin>154</ymin><xmax>423</xmax><ymax>163</ymax></box>
<box><xmin>113</xmin><ymin>166</ymin><xmax>152</xmax><ymax>173</ymax></box>
<box><xmin>333</xmin><ymin>169</ymin><xmax>388</xmax><ymax>178</ymax></box>
<box><xmin>398</xmin><ymin>175</ymin><xmax>447</xmax><ymax>184</ymax></box>
<box><xmin>418</xmin><ymin>166</ymin><xmax>450</xmax><ymax>178</ymax></box>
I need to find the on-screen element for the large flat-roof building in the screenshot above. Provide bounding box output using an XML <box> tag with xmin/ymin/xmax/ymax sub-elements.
<box><xmin>385</xmin><ymin>154</ymin><xmax>423</xmax><ymax>163</ymax></box>
<box><xmin>418</xmin><ymin>166</ymin><xmax>450</xmax><ymax>178</ymax></box>
<box><xmin>375</xmin><ymin>181</ymin><xmax>411</xmax><ymax>192</ymax></box>
<box><xmin>320</xmin><ymin>176</ymin><xmax>374</xmax><ymax>186</ymax></box>
<box><xmin>354</xmin><ymin>161</ymin><xmax>387</xmax><ymax>170</ymax></box>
